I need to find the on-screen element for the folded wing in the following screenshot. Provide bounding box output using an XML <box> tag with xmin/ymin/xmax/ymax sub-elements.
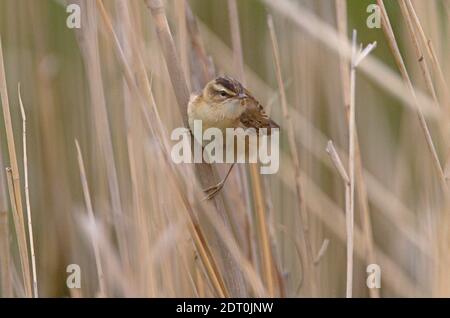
<box><xmin>239</xmin><ymin>91</ymin><xmax>280</xmax><ymax>134</ymax></box>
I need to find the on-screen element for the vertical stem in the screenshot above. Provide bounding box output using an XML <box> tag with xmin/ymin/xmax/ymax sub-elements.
<box><xmin>347</xmin><ymin>30</ymin><xmax>357</xmax><ymax>298</ymax></box>
<box><xmin>404</xmin><ymin>0</ymin><xmax>450</xmax><ymax>110</ymax></box>
<box><xmin>143</xmin><ymin>0</ymin><xmax>247</xmax><ymax>297</ymax></box>
<box><xmin>227</xmin><ymin>0</ymin><xmax>276</xmax><ymax>296</ymax></box>
<box><xmin>18</xmin><ymin>84</ymin><xmax>38</xmax><ymax>298</ymax></box>
<box><xmin>376</xmin><ymin>0</ymin><xmax>446</xmax><ymax>189</ymax></box>
<box><xmin>335</xmin><ymin>0</ymin><xmax>379</xmax><ymax>298</ymax></box>
<box><xmin>0</xmin><ymin>209</ymin><xmax>11</xmax><ymax>297</ymax></box>
<box><xmin>227</xmin><ymin>0</ymin><xmax>245</xmax><ymax>83</ymax></box>
<box><xmin>0</xmin><ymin>36</ymin><xmax>32</xmax><ymax>298</ymax></box>
<box><xmin>226</xmin><ymin>0</ymin><xmax>253</xmax><ymax>210</ymax></box>
<box><xmin>185</xmin><ymin>2</ymin><xmax>214</xmax><ymax>86</ymax></box>
<box><xmin>75</xmin><ymin>140</ymin><xmax>106</xmax><ymax>297</ymax></box>
<box><xmin>267</xmin><ymin>15</ymin><xmax>316</xmax><ymax>296</ymax></box>
<box><xmin>176</xmin><ymin>0</ymin><xmax>191</xmax><ymax>91</ymax></box>
<box><xmin>398</xmin><ymin>0</ymin><xmax>439</xmax><ymax>106</ymax></box>
<box><xmin>0</xmin><ymin>138</ymin><xmax>12</xmax><ymax>297</ymax></box>
<box><xmin>81</xmin><ymin>0</ymin><xmax>130</xmax><ymax>270</ymax></box>
<box><xmin>0</xmin><ymin>181</ymin><xmax>12</xmax><ymax>296</ymax></box>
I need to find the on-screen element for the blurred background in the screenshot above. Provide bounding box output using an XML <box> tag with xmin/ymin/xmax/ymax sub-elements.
<box><xmin>0</xmin><ymin>0</ymin><xmax>449</xmax><ymax>297</ymax></box>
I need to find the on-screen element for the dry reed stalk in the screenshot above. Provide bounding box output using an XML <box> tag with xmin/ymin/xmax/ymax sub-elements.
<box><xmin>288</xmin><ymin>133</ymin><xmax>431</xmax><ymax>257</ymax></box>
<box><xmin>217</xmin><ymin>0</ymin><xmax>438</xmax><ymax>242</ymax></box>
<box><xmin>195</xmin><ymin>266</ymin><xmax>206</xmax><ymax>297</ymax></box>
<box><xmin>403</xmin><ymin>0</ymin><xmax>450</xmax><ymax>178</ymax></box>
<box><xmin>95</xmin><ymin>0</ymin><xmax>163</xmax><ymax>136</ymax></box>
<box><xmin>178</xmin><ymin>240</ymin><xmax>201</xmax><ymax>297</ymax></box>
<box><xmin>227</xmin><ymin>0</ymin><xmax>245</xmax><ymax>83</ymax></box>
<box><xmin>0</xmin><ymin>153</ymin><xmax>12</xmax><ymax>297</ymax></box>
<box><xmin>198</xmin><ymin>197</ymin><xmax>267</xmax><ymax>296</ymax></box>
<box><xmin>261</xmin><ymin>0</ymin><xmax>439</xmax><ymax>119</ymax></box>
<box><xmin>0</xmin><ymin>136</ymin><xmax>12</xmax><ymax>297</ymax></box>
<box><xmin>446</xmin><ymin>1</ymin><xmax>450</xmax><ymax>19</ymax></box>
<box><xmin>5</xmin><ymin>168</ymin><xmax>30</xmax><ymax>297</ymax></box>
<box><xmin>275</xmin><ymin>149</ymin><xmax>421</xmax><ymax>296</ymax></box>
<box><xmin>197</xmin><ymin>15</ymin><xmax>423</xmax><ymax>296</ymax></box>
<box><xmin>199</xmin><ymin>23</ymin><xmax>428</xmax><ymax>263</ymax></box>
<box><xmin>398</xmin><ymin>0</ymin><xmax>439</xmax><ymax>107</ymax></box>
<box><xmin>349</xmin><ymin>31</ymin><xmax>377</xmax><ymax>298</ymax></box>
<box><xmin>335</xmin><ymin>0</ymin><xmax>380</xmax><ymax>298</ymax></box>
<box><xmin>175</xmin><ymin>0</ymin><xmax>191</xmax><ymax>91</ymax></box>
<box><xmin>326</xmin><ymin>141</ymin><xmax>349</xmax><ymax>185</ymax></box>
<box><xmin>326</xmin><ymin>138</ymin><xmax>352</xmax><ymax>287</ymax></box>
<box><xmin>116</xmin><ymin>0</ymin><xmax>158</xmax><ymax>296</ymax></box>
<box><xmin>0</xmin><ymin>207</ymin><xmax>12</xmax><ymax>297</ymax></box>
<box><xmin>127</xmin><ymin>134</ymin><xmax>156</xmax><ymax>296</ymax></box>
<box><xmin>104</xmin><ymin>18</ymin><xmax>184</xmax><ymax>285</ymax></box>
<box><xmin>185</xmin><ymin>17</ymin><xmax>432</xmax><ymax>295</ymax></box>
<box><xmin>330</xmin><ymin>28</ymin><xmax>377</xmax><ymax>297</ymax></box>
<box><xmin>25</xmin><ymin>4</ymin><xmax>75</xmax><ymax>282</ymax></box>
<box><xmin>347</xmin><ymin>31</ymin><xmax>357</xmax><ymax>298</ymax></box>
<box><xmin>189</xmin><ymin>221</ymin><xmax>229</xmax><ymax>297</ymax></box>
<box><xmin>78</xmin><ymin>213</ymin><xmax>135</xmax><ymax>296</ymax></box>
<box><xmin>143</xmin><ymin>0</ymin><xmax>190</xmax><ymax>123</ymax></box>
<box><xmin>143</xmin><ymin>0</ymin><xmax>247</xmax><ymax>297</ymax></box>
<box><xmin>18</xmin><ymin>84</ymin><xmax>38</xmax><ymax>298</ymax></box>
<box><xmin>185</xmin><ymin>2</ymin><xmax>214</xmax><ymax>86</ymax></box>
<box><xmin>335</xmin><ymin>0</ymin><xmax>350</xmax><ymax>109</ymax></box>
<box><xmin>313</xmin><ymin>239</ymin><xmax>330</xmax><ymax>265</ymax></box>
<box><xmin>376</xmin><ymin>0</ymin><xmax>446</xmax><ymax>189</ymax></box>
<box><xmin>0</xmin><ymin>36</ymin><xmax>32</xmax><ymax>298</ymax></box>
<box><xmin>227</xmin><ymin>0</ymin><xmax>276</xmax><ymax>296</ymax></box>
<box><xmin>76</xmin><ymin>0</ymin><xmax>131</xmax><ymax>272</ymax></box>
<box><xmin>397</xmin><ymin>1</ymin><xmax>450</xmax><ymax>196</ymax></box>
<box><xmin>404</xmin><ymin>0</ymin><xmax>450</xmax><ymax>110</ymax></box>
<box><xmin>294</xmin><ymin>168</ymin><xmax>422</xmax><ymax>296</ymax></box>
<box><xmin>97</xmin><ymin>0</ymin><xmax>238</xmax><ymax>297</ymax></box>
<box><xmin>99</xmin><ymin>2</ymin><xmax>167</xmax><ymax>295</ymax></box>
<box><xmin>267</xmin><ymin>14</ymin><xmax>316</xmax><ymax>296</ymax></box>
<box><xmin>280</xmin><ymin>95</ymin><xmax>428</xmax><ymax>258</ymax></box>
<box><xmin>149</xmin><ymin>153</ymin><xmax>231</xmax><ymax>297</ymax></box>
<box><xmin>75</xmin><ymin>140</ymin><xmax>106</xmax><ymax>297</ymax></box>
<box><xmin>169</xmin><ymin>179</ymin><xmax>228</xmax><ymax>297</ymax></box>
<box><xmin>224</xmin><ymin>0</ymin><xmax>253</xmax><ymax>237</ymax></box>
<box><xmin>195</xmin><ymin>16</ymin><xmax>400</xmax><ymax>214</ymax></box>
<box><xmin>248</xmin><ymin>170</ymin><xmax>275</xmax><ymax>296</ymax></box>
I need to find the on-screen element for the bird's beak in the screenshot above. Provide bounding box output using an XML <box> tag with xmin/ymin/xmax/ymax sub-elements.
<box><xmin>237</xmin><ymin>93</ymin><xmax>247</xmax><ymax>99</ymax></box>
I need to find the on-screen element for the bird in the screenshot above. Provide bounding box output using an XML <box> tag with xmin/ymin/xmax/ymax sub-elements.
<box><xmin>187</xmin><ymin>75</ymin><xmax>279</xmax><ymax>200</ymax></box>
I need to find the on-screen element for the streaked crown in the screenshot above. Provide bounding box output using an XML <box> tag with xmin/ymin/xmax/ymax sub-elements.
<box><xmin>204</xmin><ymin>76</ymin><xmax>246</xmax><ymax>101</ymax></box>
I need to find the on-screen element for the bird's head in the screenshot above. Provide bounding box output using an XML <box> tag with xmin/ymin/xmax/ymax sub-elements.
<box><xmin>203</xmin><ymin>76</ymin><xmax>248</xmax><ymax>106</ymax></box>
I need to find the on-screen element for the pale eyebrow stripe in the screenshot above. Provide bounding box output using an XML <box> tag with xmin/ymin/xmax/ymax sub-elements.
<box><xmin>212</xmin><ymin>84</ymin><xmax>236</xmax><ymax>95</ymax></box>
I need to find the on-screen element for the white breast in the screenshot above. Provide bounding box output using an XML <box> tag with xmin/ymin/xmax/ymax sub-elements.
<box><xmin>188</xmin><ymin>94</ymin><xmax>244</xmax><ymax>133</ymax></box>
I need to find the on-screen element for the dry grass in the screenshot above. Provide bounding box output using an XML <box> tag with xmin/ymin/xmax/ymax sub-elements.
<box><xmin>18</xmin><ymin>83</ymin><xmax>38</xmax><ymax>297</ymax></box>
<box><xmin>267</xmin><ymin>14</ymin><xmax>315</xmax><ymax>296</ymax></box>
<box><xmin>0</xmin><ymin>147</ymin><xmax>12</xmax><ymax>297</ymax></box>
<box><xmin>376</xmin><ymin>0</ymin><xmax>446</xmax><ymax>189</ymax></box>
<box><xmin>0</xmin><ymin>0</ymin><xmax>449</xmax><ymax>298</ymax></box>
<box><xmin>0</xmin><ymin>36</ymin><xmax>32</xmax><ymax>298</ymax></box>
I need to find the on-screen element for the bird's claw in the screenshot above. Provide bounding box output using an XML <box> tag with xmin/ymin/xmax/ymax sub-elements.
<box><xmin>202</xmin><ymin>181</ymin><xmax>225</xmax><ymax>200</ymax></box>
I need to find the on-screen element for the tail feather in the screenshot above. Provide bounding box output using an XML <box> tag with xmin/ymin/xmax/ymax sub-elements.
<box><xmin>267</xmin><ymin>119</ymin><xmax>280</xmax><ymax>134</ymax></box>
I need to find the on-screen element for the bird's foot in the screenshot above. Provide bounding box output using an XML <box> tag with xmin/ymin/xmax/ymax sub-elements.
<box><xmin>202</xmin><ymin>181</ymin><xmax>225</xmax><ymax>200</ymax></box>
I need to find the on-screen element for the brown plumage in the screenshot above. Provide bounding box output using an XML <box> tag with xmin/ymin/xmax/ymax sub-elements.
<box><xmin>188</xmin><ymin>75</ymin><xmax>280</xmax><ymax>136</ymax></box>
<box><xmin>187</xmin><ymin>75</ymin><xmax>280</xmax><ymax>199</ymax></box>
<box><xmin>239</xmin><ymin>88</ymin><xmax>280</xmax><ymax>134</ymax></box>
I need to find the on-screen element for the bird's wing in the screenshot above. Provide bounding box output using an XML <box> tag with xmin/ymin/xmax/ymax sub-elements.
<box><xmin>239</xmin><ymin>92</ymin><xmax>279</xmax><ymax>134</ymax></box>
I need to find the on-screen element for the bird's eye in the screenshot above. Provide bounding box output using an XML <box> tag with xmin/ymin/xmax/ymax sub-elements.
<box><xmin>219</xmin><ymin>91</ymin><xmax>228</xmax><ymax>97</ymax></box>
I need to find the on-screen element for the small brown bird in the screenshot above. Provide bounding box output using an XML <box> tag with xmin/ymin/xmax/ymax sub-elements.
<box><xmin>188</xmin><ymin>76</ymin><xmax>279</xmax><ymax>199</ymax></box>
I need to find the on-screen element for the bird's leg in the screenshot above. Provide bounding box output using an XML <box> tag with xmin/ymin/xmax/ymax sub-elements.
<box><xmin>203</xmin><ymin>163</ymin><xmax>236</xmax><ymax>200</ymax></box>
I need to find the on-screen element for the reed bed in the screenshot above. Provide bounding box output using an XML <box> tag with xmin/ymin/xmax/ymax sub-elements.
<box><xmin>0</xmin><ymin>0</ymin><xmax>449</xmax><ymax>297</ymax></box>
